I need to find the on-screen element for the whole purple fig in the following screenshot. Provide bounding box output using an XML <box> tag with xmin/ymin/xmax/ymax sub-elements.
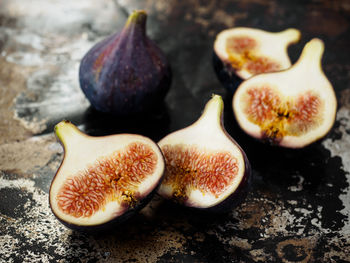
<box><xmin>79</xmin><ymin>10</ymin><xmax>171</xmax><ymax>115</ymax></box>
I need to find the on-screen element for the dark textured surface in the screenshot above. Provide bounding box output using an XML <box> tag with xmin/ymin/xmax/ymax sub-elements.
<box><xmin>0</xmin><ymin>0</ymin><xmax>350</xmax><ymax>262</ymax></box>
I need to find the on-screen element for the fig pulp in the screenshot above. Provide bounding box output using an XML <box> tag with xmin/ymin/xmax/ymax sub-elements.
<box><xmin>213</xmin><ymin>27</ymin><xmax>301</xmax><ymax>92</ymax></box>
<box><xmin>158</xmin><ymin>95</ymin><xmax>251</xmax><ymax>212</ymax></box>
<box><xmin>79</xmin><ymin>10</ymin><xmax>171</xmax><ymax>115</ymax></box>
<box><xmin>49</xmin><ymin>121</ymin><xmax>165</xmax><ymax>231</ymax></box>
<box><xmin>233</xmin><ymin>38</ymin><xmax>337</xmax><ymax>148</ymax></box>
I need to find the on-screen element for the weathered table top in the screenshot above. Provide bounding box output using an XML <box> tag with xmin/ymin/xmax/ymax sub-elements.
<box><xmin>1</xmin><ymin>0</ymin><xmax>349</xmax><ymax>262</ymax></box>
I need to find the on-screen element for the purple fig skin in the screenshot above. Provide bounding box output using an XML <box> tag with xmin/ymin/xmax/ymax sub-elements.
<box><xmin>79</xmin><ymin>10</ymin><xmax>171</xmax><ymax>116</ymax></box>
<box><xmin>213</xmin><ymin>51</ymin><xmax>243</xmax><ymax>93</ymax></box>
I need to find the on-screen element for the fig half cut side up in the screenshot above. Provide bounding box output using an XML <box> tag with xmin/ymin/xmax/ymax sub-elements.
<box><xmin>49</xmin><ymin>121</ymin><xmax>165</xmax><ymax>232</ymax></box>
<box><xmin>157</xmin><ymin>95</ymin><xmax>251</xmax><ymax>213</ymax></box>
<box><xmin>233</xmin><ymin>38</ymin><xmax>337</xmax><ymax>148</ymax></box>
<box><xmin>213</xmin><ymin>27</ymin><xmax>301</xmax><ymax>92</ymax></box>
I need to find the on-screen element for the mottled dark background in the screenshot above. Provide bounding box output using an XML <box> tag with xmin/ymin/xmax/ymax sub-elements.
<box><xmin>0</xmin><ymin>0</ymin><xmax>349</xmax><ymax>262</ymax></box>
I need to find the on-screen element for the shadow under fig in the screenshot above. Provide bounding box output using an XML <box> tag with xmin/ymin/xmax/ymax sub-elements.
<box><xmin>82</xmin><ymin>102</ymin><xmax>170</xmax><ymax>142</ymax></box>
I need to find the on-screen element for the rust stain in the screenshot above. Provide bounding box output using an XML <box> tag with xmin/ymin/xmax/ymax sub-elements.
<box><xmin>0</xmin><ymin>213</ymin><xmax>16</xmax><ymax>222</ymax></box>
<box><xmin>249</xmin><ymin>248</ymin><xmax>269</xmax><ymax>262</ymax></box>
<box><xmin>276</xmin><ymin>238</ymin><xmax>317</xmax><ymax>263</ymax></box>
<box><xmin>0</xmin><ymin>58</ymin><xmax>34</xmax><ymax>144</ymax></box>
<box><xmin>236</xmin><ymin>193</ymin><xmax>276</xmax><ymax>229</ymax></box>
<box><xmin>0</xmin><ymin>134</ymin><xmax>59</xmax><ymax>176</ymax></box>
<box><xmin>228</xmin><ymin>237</ymin><xmax>252</xmax><ymax>250</ymax></box>
<box><xmin>100</xmin><ymin>227</ymin><xmax>186</xmax><ymax>262</ymax></box>
<box><xmin>323</xmin><ymin>237</ymin><xmax>350</xmax><ymax>262</ymax></box>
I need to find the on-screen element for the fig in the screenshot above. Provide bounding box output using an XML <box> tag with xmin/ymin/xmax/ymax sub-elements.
<box><xmin>213</xmin><ymin>27</ymin><xmax>301</xmax><ymax>92</ymax></box>
<box><xmin>79</xmin><ymin>10</ymin><xmax>171</xmax><ymax>115</ymax></box>
<box><xmin>233</xmin><ymin>38</ymin><xmax>337</xmax><ymax>148</ymax></box>
<box><xmin>49</xmin><ymin>121</ymin><xmax>165</xmax><ymax>231</ymax></box>
<box><xmin>157</xmin><ymin>95</ymin><xmax>251</xmax><ymax>212</ymax></box>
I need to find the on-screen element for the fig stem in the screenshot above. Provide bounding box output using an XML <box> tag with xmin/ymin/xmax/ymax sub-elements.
<box><xmin>55</xmin><ymin>121</ymin><xmax>85</xmax><ymax>147</ymax></box>
<box><xmin>126</xmin><ymin>10</ymin><xmax>147</xmax><ymax>31</ymax></box>
<box><xmin>194</xmin><ymin>94</ymin><xmax>224</xmax><ymax>130</ymax></box>
<box><xmin>278</xmin><ymin>28</ymin><xmax>301</xmax><ymax>44</ymax></box>
<box><xmin>293</xmin><ymin>38</ymin><xmax>324</xmax><ymax>72</ymax></box>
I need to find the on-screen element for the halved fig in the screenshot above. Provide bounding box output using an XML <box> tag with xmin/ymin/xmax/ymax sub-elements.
<box><xmin>213</xmin><ymin>27</ymin><xmax>301</xmax><ymax>92</ymax></box>
<box><xmin>233</xmin><ymin>38</ymin><xmax>337</xmax><ymax>148</ymax></box>
<box><xmin>49</xmin><ymin>121</ymin><xmax>165</xmax><ymax>231</ymax></box>
<box><xmin>158</xmin><ymin>95</ymin><xmax>251</xmax><ymax>212</ymax></box>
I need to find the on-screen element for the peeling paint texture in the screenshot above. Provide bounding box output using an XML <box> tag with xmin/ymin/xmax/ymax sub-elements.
<box><xmin>1</xmin><ymin>0</ymin><xmax>350</xmax><ymax>262</ymax></box>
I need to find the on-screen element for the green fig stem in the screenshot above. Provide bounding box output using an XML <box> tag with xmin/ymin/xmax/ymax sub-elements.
<box><xmin>125</xmin><ymin>10</ymin><xmax>147</xmax><ymax>31</ymax></box>
<box><xmin>55</xmin><ymin>121</ymin><xmax>85</xmax><ymax>147</ymax></box>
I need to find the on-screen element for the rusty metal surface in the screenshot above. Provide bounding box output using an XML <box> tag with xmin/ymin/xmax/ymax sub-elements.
<box><xmin>0</xmin><ymin>0</ymin><xmax>350</xmax><ymax>262</ymax></box>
